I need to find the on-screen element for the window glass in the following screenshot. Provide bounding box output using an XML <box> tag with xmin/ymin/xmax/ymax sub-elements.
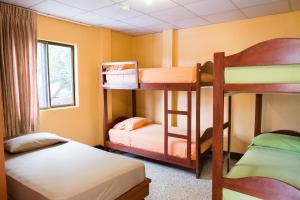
<box><xmin>37</xmin><ymin>41</ymin><xmax>75</xmax><ymax>109</ymax></box>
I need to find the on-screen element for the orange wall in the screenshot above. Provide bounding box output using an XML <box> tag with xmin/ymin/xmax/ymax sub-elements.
<box><xmin>37</xmin><ymin>11</ymin><xmax>300</xmax><ymax>153</ymax></box>
<box><xmin>37</xmin><ymin>16</ymin><xmax>124</xmax><ymax>146</ymax></box>
<box><xmin>131</xmin><ymin>11</ymin><xmax>300</xmax><ymax>153</ymax></box>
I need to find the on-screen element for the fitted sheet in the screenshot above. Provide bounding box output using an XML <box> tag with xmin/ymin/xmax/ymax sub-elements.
<box><xmin>223</xmin><ymin>145</ymin><xmax>300</xmax><ymax>200</ymax></box>
<box><xmin>109</xmin><ymin>124</ymin><xmax>212</xmax><ymax>160</ymax></box>
<box><xmin>105</xmin><ymin>67</ymin><xmax>213</xmax><ymax>84</ymax></box>
<box><xmin>5</xmin><ymin>140</ymin><xmax>145</xmax><ymax>200</ymax></box>
<box><xmin>225</xmin><ymin>64</ymin><xmax>300</xmax><ymax>84</ymax></box>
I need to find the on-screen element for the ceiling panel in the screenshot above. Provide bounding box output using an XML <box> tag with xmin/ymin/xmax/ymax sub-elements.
<box><xmin>151</xmin><ymin>6</ymin><xmax>196</xmax><ymax>23</ymax></box>
<box><xmin>31</xmin><ymin>0</ymin><xmax>84</xmax><ymax>18</ymax></box>
<box><xmin>171</xmin><ymin>0</ymin><xmax>202</xmax><ymax>6</ymax></box>
<box><xmin>203</xmin><ymin>10</ymin><xmax>245</xmax><ymax>23</ymax></box>
<box><xmin>242</xmin><ymin>0</ymin><xmax>290</xmax><ymax>18</ymax></box>
<box><xmin>1</xmin><ymin>0</ymin><xmax>45</xmax><ymax>7</ymax></box>
<box><xmin>55</xmin><ymin>0</ymin><xmax>114</xmax><ymax>11</ymax></box>
<box><xmin>290</xmin><ymin>0</ymin><xmax>300</xmax><ymax>10</ymax></box>
<box><xmin>93</xmin><ymin>4</ymin><xmax>142</xmax><ymax>20</ymax></box>
<box><xmin>185</xmin><ymin>0</ymin><xmax>236</xmax><ymax>16</ymax></box>
<box><xmin>124</xmin><ymin>14</ymin><xmax>163</xmax><ymax>27</ymax></box>
<box><xmin>102</xmin><ymin>21</ymin><xmax>138</xmax><ymax>31</ymax></box>
<box><xmin>2</xmin><ymin>0</ymin><xmax>298</xmax><ymax>36</ymax></box>
<box><xmin>231</xmin><ymin>0</ymin><xmax>282</xmax><ymax>8</ymax></box>
<box><xmin>71</xmin><ymin>12</ymin><xmax>116</xmax><ymax>26</ymax></box>
<box><xmin>147</xmin><ymin>23</ymin><xmax>177</xmax><ymax>32</ymax></box>
<box><xmin>173</xmin><ymin>17</ymin><xmax>209</xmax><ymax>28</ymax></box>
<box><xmin>123</xmin><ymin>0</ymin><xmax>177</xmax><ymax>13</ymax></box>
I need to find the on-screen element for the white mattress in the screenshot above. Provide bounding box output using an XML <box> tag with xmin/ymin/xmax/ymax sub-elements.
<box><xmin>5</xmin><ymin>140</ymin><xmax>145</xmax><ymax>200</ymax></box>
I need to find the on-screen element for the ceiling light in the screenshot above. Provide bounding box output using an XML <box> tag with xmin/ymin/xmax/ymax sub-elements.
<box><xmin>121</xmin><ymin>4</ymin><xmax>130</xmax><ymax>11</ymax></box>
<box><xmin>145</xmin><ymin>0</ymin><xmax>152</xmax><ymax>6</ymax></box>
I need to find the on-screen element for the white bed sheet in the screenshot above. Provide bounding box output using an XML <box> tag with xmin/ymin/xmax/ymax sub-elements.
<box><xmin>5</xmin><ymin>140</ymin><xmax>145</xmax><ymax>200</ymax></box>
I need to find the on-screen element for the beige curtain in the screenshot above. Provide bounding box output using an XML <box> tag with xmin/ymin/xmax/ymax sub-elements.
<box><xmin>0</xmin><ymin>3</ymin><xmax>39</xmax><ymax>137</ymax></box>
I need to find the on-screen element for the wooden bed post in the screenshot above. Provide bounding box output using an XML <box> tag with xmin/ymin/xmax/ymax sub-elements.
<box><xmin>164</xmin><ymin>88</ymin><xmax>169</xmax><ymax>159</ymax></box>
<box><xmin>132</xmin><ymin>90</ymin><xmax>136</xmax><ymax>117</ymax></box>
<box><xmin>227</xmin><ymin>96</ymin><xmax>232</xmax><ymax>172</ymax></box>
<box><xmin>103</xmin><ymin>89</ymin><xmax>108</xmax><ymax>148</ymax></box>
<box><xmin>187</xmin><ymin>88</ymin><xmax>192</xmax><ymax>166</ymax></box>
<box><xmin>196</xmin><ymin>63</ymin><xmax>201</xmax><ymax>178</ymax></box>
<box><xmin>254</xmin><ymin>94</ymin><xmax>263</xmax><ymax>137</ymax></box>
<box><xmin>213</xmin><ymin>52</ymin><xmax>225</xmax><ymax>200</ymax></box>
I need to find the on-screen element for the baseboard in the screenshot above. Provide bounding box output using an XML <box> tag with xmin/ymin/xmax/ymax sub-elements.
<box><xmin>94</xmin><ymin>145</ymin><xmax>105</xmax><ymax>150</ymax></box>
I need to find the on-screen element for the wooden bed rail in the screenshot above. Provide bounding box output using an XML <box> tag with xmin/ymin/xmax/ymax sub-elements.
<box><xmin>223</xmin><ymin>177</ymin><xmax>300</xmax><ymax>200</ymax></box>
<box><xmin>225</xmin><ymin>38</ymin><xmax>300</xmax><ymax>67</ymax></box>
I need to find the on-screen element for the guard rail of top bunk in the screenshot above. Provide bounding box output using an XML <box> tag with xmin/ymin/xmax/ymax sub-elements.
<box><xmin>213</xmin><ymin>38</ymin><xmax>300</xmax><ymax>200</ymax></box>
<box><xmin>101</xmin><ymin>61</ymin><xmax>230</xmax><ymax>178</ymax></box>
<box><xmin>100</xmin><ymin>61</ymin><xmax>213</xmax><ymax>90</ymax></box>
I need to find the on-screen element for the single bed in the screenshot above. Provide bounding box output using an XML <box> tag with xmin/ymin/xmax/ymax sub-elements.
<box><xmin>109</xmin><ymin>123</ymin><xmax>212</xmax><ymax>160</ymax></box>
<box><xmin>5</xmin><ymin>138</ymin><xmax>149</xmax><ymax>200</ymax></box>
<box><xmin>223</xmin><ymin>143</ymin><xmax>300</xmax><ymax>200</ymax></box>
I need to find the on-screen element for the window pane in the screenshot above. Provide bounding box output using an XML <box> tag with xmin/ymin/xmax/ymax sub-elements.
<box><xmin>48</xmin><ymin>44</ymin><xmax>74</xmax><ymax>107</ymax></box>
<box><xmin>37</xmin><ymin>42</ymin><xmax>49</xmax><ymax>109</ymax></box>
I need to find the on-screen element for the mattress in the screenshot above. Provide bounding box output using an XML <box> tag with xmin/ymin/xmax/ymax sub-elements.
<box><xmin>223</xmin><ymin>145</ymin><xmax>300</xmax><ymax>200</ymax></box>
<box><xmin>109</xmin><ymin>124</ymin><xmax>212</xmax><ymax>160</ymax></box>
<box><xmin>105</xmin><ymin>67</ymin><xmax>213</xmax><ymax>84</ymax></box>
<box><xmin>225</xmin><ymin>64</ymin><xmax>300</xmax><ymax>84</ymax></box>
<box><xmin>5</xmin><ymin>140</ymin><xmax>145</xmax><ymax>200</ymax></box>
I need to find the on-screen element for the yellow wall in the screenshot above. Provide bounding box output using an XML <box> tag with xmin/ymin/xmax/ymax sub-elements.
<box><xmin>131</xmin><ymin>11</ymin><xmax>300</xmax><ymax>153</ymax></box>
<box><xmin>37</xmin><ymin>16</ymin><xmax>104</xmax><ymax>146</ymax></box>
<box><xmin>111</xmin><ymin>31</ymin><xmax>134</xmax><ymax>120</ymax></box>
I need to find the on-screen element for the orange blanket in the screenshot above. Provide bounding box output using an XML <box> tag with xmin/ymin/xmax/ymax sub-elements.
<box><xmin>105</xmin><ymin>67</ymin><xmax>212</xmax><ymax>84</ymax></box>
<box><xmin>109</xmin><ymin>124</ymin><xmax>212</xmax><ymax>160</ymax></box>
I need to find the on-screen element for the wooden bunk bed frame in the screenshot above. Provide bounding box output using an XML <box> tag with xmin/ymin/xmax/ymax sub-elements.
<box><xmin>213</xmin><ymin>38</ymin><xmax>300</xmax><ymax>200</ymax></box>
<box><xmin>102</xmin><ymin>61</ymin><xmax>231</xmax><ymax>178</ymax></box>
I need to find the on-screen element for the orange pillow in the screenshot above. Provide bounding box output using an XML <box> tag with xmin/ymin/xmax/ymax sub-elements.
<box><xmin>113</xmin><ymin>117</ymin><xmax>151</xmax><ymax>131</ymax></box>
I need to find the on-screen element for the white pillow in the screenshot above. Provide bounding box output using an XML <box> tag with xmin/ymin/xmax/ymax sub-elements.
<box><xmin>4</xmin><ymin>132</ymin><xmax>68</xmax><ymax>153</ymax></box>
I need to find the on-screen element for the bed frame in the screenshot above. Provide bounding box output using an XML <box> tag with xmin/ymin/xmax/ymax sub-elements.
<box><xmin>116</xmin><ymin>178</ymin><xmax>151</xmax><ymax>200</ymax></box>
<box><xmin>213</xmin><ymin>38</ymin><xmax>300</xmax><ymax>200</ymax></box>
<box><xmin>102</xmin><ymin>61</ymin><xmax>232</xmax><ymax>178</ymax></box>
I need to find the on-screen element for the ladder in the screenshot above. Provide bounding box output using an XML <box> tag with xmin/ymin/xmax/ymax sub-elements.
<box><xmin>164</xmin><ymin>86</ymin><xmax>192</xmax><ymax>165</ymax></box>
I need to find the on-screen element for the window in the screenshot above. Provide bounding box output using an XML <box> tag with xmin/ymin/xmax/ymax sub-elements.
<box><xmin>37</xmin><ymin>41</ymin><xmax>75</xmax><ymax>109</ymax></box>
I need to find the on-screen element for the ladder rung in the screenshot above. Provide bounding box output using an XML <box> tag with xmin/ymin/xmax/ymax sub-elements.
<box><xmin>167</xmin><ymin>110</ymin><xmax>188</xmax><ymax>115</ymax></box>
<box><xmin>168</xmin><ymin>133</ymin><xmax>187</xmax><ymax>139</ymax></box>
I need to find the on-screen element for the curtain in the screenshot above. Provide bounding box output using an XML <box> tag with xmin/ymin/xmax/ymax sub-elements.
<box><xmin>0</xmin><ymin>3</ymin><xmax>39</xmax><ymax>137</ymax></box>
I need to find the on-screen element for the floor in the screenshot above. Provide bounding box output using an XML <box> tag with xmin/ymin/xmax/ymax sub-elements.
<box><xmin>116</xmin><ymin>153</ymin><xmax>237</xmax><ymax>200</ymax></box>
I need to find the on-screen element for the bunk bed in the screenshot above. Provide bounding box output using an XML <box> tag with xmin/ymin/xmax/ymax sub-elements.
<box><xmin>101</xmin><ymin>61</ymin><xmax>232</xmax><ymax>178</ymax></box>
<box><xmin>212</xmin><ymin>38</ymin><xmax>300</xmax><ymax>200</ymax></box>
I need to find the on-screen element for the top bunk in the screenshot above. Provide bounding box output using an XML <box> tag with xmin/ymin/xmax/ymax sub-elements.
<box><xmin>101</xmin><ymin>61</ymin><xmax>213</xmax><ymax>90</ymax></box>
<box><xmin>214</xmin><ymin>38</ymin><xmax>300</xmax><ymax>93</ymax></box>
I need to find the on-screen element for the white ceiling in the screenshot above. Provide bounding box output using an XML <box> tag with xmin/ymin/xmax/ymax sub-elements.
<box><xmin>2</xmin><ymin>0</ymin><xmax>300</xmax><ymax>36</ymax></box>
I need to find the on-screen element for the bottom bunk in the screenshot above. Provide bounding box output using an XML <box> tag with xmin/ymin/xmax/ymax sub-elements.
<box><xmin>109</xmin><ymin>123</ymin><xmax>212</xmax><ymax>160</ymax></box>
<box><xmin>105</xmin><ymin>118</ymin><xmax>213</xmax><ymax>175</ymax></box>
<box><xmin>223</xmin><ymin>133</ymin><xmax>300</xmax><ymax>200</ymax></box>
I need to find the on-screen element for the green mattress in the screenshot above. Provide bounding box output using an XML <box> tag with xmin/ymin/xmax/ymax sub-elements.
<box><xmin>225</xmin><ymin>64</ymin><xmax>300</xmax><ymax>84</ymax></box>
<box><xmin>223</xmin><ymin>145</ymin><xmax>300</xmax><ymax>200</ymax></box>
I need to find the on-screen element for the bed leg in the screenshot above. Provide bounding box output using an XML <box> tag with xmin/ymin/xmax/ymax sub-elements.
<box><xmin>196</xmin><ymin>153</ymin><xmax>203</xmax><ymax>179</ymax></box>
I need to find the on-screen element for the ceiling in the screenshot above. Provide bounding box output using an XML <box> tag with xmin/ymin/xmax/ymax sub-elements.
<box><xmin>2</xmin><ymin>0</ymin><xmax>300</xmax><ymax>36</ymax></box>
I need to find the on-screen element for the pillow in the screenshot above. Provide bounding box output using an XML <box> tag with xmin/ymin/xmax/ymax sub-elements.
<box><xmin>251</xmin><ymin>133</ymin><xmax>300</xmax><ymax>153</ymax></box>
<box><xmin>5</xmin><ymin>132</ymin><xmax>68</xmax><ymax>153</ymax></box>
<box><xmin>113</xmin><ymin>117</ymin><xmax>151</xmax><ymax>131</ymax></box>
